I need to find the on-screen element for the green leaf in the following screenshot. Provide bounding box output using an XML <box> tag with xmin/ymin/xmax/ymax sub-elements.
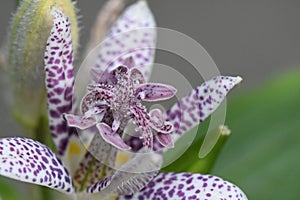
<box><xmin>0</xmin><ymin>177</ymin><xmax>22</xmax><ymax>200</ymax></box>
<box><xmin>214</xmin><ymin>70</ymin><xmax>300</xmax><ymax>200</ymax></box>
<box><xmin>162</xmin><ymin>69</ymin><xmax>300</xmax><ymax>199</ymax></box>
<box><xmin>161</xmin><ymin>121</ymin><xmax>228</xmax><ymax>174</ymax></box>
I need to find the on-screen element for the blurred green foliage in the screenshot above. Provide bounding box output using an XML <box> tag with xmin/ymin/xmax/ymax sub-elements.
<box><xmin>163</xmin><ymin>69</ymin><xmax>300</xmax><ymax>199</ymax></box>
<box><xmin>0</xmin><ymin>177</ymin><xmax>22</xmax><ymax>200</ymax></box>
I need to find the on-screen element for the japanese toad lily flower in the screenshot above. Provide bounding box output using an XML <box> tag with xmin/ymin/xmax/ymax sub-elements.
<box><xmin>64</xmin><ymin>64</ymin><xmax>176</xmax><ymax>151</ymax></box>
<box><xmin>0</xmin><ymin>1</ymin><xmax>248</xmax><ymax>200</ymax></box>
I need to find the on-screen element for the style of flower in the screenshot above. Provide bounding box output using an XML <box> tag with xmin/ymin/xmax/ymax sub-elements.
<box><xmin>0</xmin><ymin>1</ymin><xmax>248</xmax><ymax>200</ymax></box>
<box><xmin>64</xmin><ymin>64</ymin><xmax>176</xmax><ymax>151</ymax></box>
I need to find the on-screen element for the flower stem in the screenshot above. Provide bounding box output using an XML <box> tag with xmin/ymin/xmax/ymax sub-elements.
<box><xmin>79</xmin><ymin>157</ymin><xmax>95</xmax><ymax>192</ymax></box>
<box><xmin>189</xmin><ymin>125</ymin><xmax>231</xmax><ymax>173</ymax></box>
<box><xmin>161</xmin><ymin>125</ymin><xmax>231</xmax><ymax>174</ymax></box>
<box><xmin>98</xmin><ymin>146</ymin><xmax>112</xmax><ymax>181</ymax></box>
<box><xmin>31</xmin><ymin>115</ymin><xmax>55</xmax><ymax>200</ymax></box>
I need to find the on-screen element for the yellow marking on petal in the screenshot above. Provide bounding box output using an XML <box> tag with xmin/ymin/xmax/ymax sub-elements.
<box><xmin>109</xmin><ymin>194</ymin><xmax>118</xmax><ymax>200</ymax></box>
<box><xmin>65</xmin><ymin>139</ymin><xmax>87</xmax><ymax>175</ymax></box>
<box><xmin>115</xmin><ymin>152</ymin><xmax>130</xmax><ymax>168</ymax></box>
<box><xmin>68</xmin><ymin>141</ymin><xmax>82</xmax><ymax>158</ymax></box>
<box><xmin>85</xmin><ymin>193</ymin><xmax>118</xmax><ymax>200</ymax></box>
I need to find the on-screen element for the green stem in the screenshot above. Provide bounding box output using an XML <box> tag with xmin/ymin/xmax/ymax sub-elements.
<box><xmin>79</xmin><ymin>157</ymin><xmax>95</xmax><ymax>192</ymax></box>
<box><xmin>161</xmin><ymin>125</ymin><xmax>231</xmax><ymax>174</ymax></box>
<box><xmin>189</xmin><ymin>125</ymin><xmax>230</xmax><ymax>173</ymax></box>
<box><xmin>98</xmin><ymin>146</ymin><xmax>112</xmax><ymax>180</ymax></box>
<box><xmin>79</xmin><ymin>145</ymin><xmax>113</xmax><ymax>192</ymax></box>
<box><xmin>31</xmin><ymin>115</ymin><xmax>54</xmax><ymax>200</ymax></box>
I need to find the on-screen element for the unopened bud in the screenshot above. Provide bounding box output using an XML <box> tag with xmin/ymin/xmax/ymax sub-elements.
<box><xmin>8</xmin><ymin>0</ymin><xmax>78</xmax><ymax>129</ymax></box>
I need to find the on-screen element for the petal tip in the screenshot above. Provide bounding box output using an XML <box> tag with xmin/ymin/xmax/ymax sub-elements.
<box><xmin>50</xmin><ymin>6</ymin><xmax>62</xmax><ymax>18</ymax></box>
<box><xmin>236</xmin><ymin>76</ymin><xmax>243</xmax><ymax>84</ymax></box>
<box><xmin>156</xmin><ymin>133</ymin><xmax>174</xmax><ymax>149</ymax></box>
<box><xmin>97</xmin><ymin>123</ymin><xmax>132</xmax><ymax>151</ymax></box>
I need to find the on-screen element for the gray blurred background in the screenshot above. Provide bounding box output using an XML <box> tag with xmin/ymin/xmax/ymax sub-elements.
<box><xmin>79</xmin><ymin>0</ymin><xmax>300</xmax><ymax>88</ymax></box>
<box><xmin>2</xmin><ymin>0</ymin><xmax>299</xmax><ymax>87</ymax></box>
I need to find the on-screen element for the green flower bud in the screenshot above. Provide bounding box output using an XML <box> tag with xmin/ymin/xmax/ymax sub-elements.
<box><xmin>8</xmin><ymin>0</ymin><xmax>78</xmax><ymax>130</ymax></box>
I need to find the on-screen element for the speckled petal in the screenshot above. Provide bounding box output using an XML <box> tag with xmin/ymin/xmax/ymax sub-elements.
<box><xmin>150</xmin><ymin>119</ymin><xmax>173</xmax><ymax>135</ymax></box>
<box><xmin>119</xmin><ymin>173</ymin><xmax>248</xmax><ymax>200</ymax></box>
<box><xmin>65</xmin><ymin>106</ymin><xmax>106</xmax><ymax>130</ymax></box>
<box><xmin>64</xmin><ymin>114</ymin><xmax>97</xmax><ymax>129</ymax></box>
<box><xmin>94</xmin><ymin>0</ymin><xmax>156</xmax><ymax>80</ymax></box>
<box><xmin>44</xmin><ymin>8</ymin><xmax>75</xmax><ymax>155</ymax></box>
<box><xmin>87</xmin><ymin>152</ymin><xmax>162</xmax><ymax>195</ymax></box>
<box><xmin>85</xmin><ymin>176</ymin><xmax>112</xmax><ymax>194</ymax></box>
<box><xmin>80</xmin><ymin>88</ymin><xmax>114</xmax><ymax>114</ymax></box>
<box><xmin>123</xmin><ymin>56</ymin><xmax>135</xmax><ymax>69</ymax></box>
<box><xmin>90</xmin><ymin>67</ymin><xmax>104</xmax><ymax>83</ymax></box>
<box><xmin>149</xmin><ymin>109</ymin><xmax>164</xmax><ymax>125</ymax></box>
<box><xmin>166</xmin><ymin>76</ymin><xmax>242</xmax><ymax>140</ymax></box>
<box><xmin>0</xmin><ymin>137</ymin><xmax>74</xmax><ymax>194</ymax></box>
<box><xmin>149</xmin><ymin>109</ymin><xmax>174</xmax><ymax>148</ymax></box>
<box><xmin>129</xmin><ymin>68</ymin><xmax>145</xmax><ymax>87</ymax></box>
<box><xmin>97</xmin><ymin>123</ymin><xmax>132</xmax><ymax>151</ymax></box>
<box><xmin>136</xmin><ymin>83</ymin><xmax>177</xmax><ymax>102</ymax></box>
<box><xmin>156</xmin><ymin>133</ymin><xmax>174</xmax><ymax>148</ymax></box>
<box><xmin>130</xmin><ymin>104</ymin><xmax>153</xmax><ymax>149</ymax></box>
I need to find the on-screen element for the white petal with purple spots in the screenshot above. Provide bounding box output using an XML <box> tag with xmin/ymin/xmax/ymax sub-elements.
<box><xmin>94</xmin><ymin>0</ymin><xmax>156</xmax><ymax>80</ymax></box>
<box><xmin>0</xmin><ymin>137</ymin><xmax>74</xmax><ymax>194</ymax></box>
<box><xmin>166</xmin><ymin>76</ymin><xmax>242</xmax><ymax>142</ymax></box>
<box><xmin>44</xmin><ymin>8</ymin><xmax>76</xmax><ymax>155</ymax></box>
<box><xmin>85</xmin><ymin>176</ymin><xmax>112</xmax><ymax>194</ymax></box>
<box><xmin>136</xmin><ymin>83</ymin><xmax>177</xmax><ymax>102</ymax></box>
<box><xmin>119</xmin><ymin>173</ymin><xmax>248</xmax><ymax>200</ymax></box>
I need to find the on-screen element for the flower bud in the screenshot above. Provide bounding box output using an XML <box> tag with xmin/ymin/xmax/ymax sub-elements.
<box><xmin>8</xmin><ymin>0</ymin><xmax>78</xmax><ymax>130</ymax></box>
